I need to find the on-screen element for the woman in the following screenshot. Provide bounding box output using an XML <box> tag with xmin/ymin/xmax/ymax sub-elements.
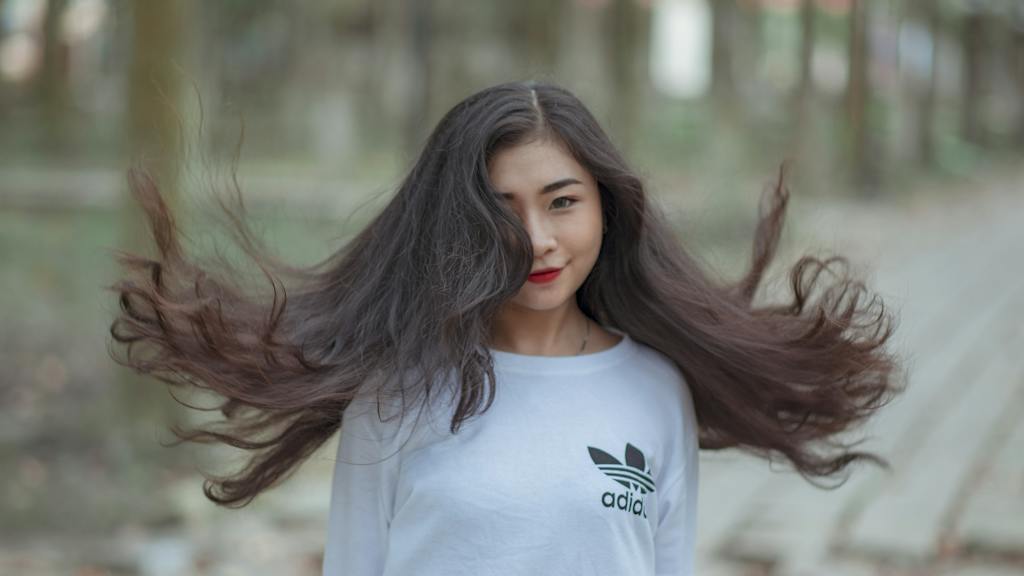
<box><xmin>108</xmin><ymin>80</ymin><xmax>904</xmax><ymax>575</ymax></box>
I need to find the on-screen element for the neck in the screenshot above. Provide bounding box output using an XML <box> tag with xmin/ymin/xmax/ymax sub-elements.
<box><xmin>489</xmin><ymin>302</ymin><xmax>590</xmax><ymax>356</ymax></box>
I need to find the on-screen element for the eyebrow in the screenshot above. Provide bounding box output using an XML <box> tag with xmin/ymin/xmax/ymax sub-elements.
<box><xmin>497</xmin><ymin>177</ymin><xmax>582</xmax><ymax>199</ymax></box>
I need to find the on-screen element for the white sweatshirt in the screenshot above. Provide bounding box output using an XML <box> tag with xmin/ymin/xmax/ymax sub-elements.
<box><xmin>321</xmin><ymin>330</ymin><xmax>699</xmax><ymax>575</ymax></box>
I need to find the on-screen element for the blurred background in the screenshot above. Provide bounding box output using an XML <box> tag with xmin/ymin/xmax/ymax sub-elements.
<box><xmin>1</xmin><ymin>0</ymin><xmax>1023</xmax><ymax>575</ymax></box>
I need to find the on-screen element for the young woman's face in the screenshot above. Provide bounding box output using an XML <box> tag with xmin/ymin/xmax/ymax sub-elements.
<box><xmin>488</xmin><ymin>137</ymin><xmax>605</xmax><ymax>312</ymax></box>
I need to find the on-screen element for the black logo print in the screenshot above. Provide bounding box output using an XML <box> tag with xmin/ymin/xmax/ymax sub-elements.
<box><xmin>587</xmin><ymin>442</ymin><xmax>655</xmax><ymax>518</ymax></box>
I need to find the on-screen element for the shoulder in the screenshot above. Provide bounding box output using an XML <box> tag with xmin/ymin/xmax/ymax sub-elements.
<box><xmin>627</xmin><ymin>337</ymin><xmax>694</xmax><ymax>406</ymax></box>
<box><xmin>629</xmin><ymin>338</ymin><xmax>687</xmax><ymax>383</ymax></box>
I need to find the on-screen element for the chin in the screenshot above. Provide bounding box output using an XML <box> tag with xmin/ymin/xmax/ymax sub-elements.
<box><xmin>517</xmin><ymin>299</ymin><xmax>568</xmax><ymax>312</ymax></box>
<box><xmin>512</xmin><ymin>291</ymin><xmax>574</xmax><ymax>312</ymax></box>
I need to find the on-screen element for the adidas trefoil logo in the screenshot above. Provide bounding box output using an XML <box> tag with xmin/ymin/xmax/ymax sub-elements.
<box><xmin>588</xmin><ymin>442</ymin><xmax>655</xmax><ymax>518</ymax></box>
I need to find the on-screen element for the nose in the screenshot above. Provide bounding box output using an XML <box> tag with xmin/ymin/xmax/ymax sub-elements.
<box><xmin>523</xmin><ymin>214</ymin><xmax>557</xmax><ymax>256</ymax></box>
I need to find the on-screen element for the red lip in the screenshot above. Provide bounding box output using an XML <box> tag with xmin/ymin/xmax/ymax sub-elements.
<box><xmin>528</xmin><ymin>267</ymin><xmax>562</xmax><ymax>283</ymax></box>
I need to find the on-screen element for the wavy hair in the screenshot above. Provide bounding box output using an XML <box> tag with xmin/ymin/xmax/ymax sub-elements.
<box><xmin>108</xmin><ymin>80</ymin><xmax>906</xmax><ymax>507</ymax></box>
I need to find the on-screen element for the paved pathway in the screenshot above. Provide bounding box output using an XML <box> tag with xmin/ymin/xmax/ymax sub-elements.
<box><xmin>693</xmin><ymin>170</ymin><xmax>1024</xmax><ymax>576</ymax></box>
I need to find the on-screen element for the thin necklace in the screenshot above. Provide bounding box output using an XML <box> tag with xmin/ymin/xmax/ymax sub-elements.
<box><xmin>576</xmin><ymin>316</ymin><xmax>591</xmax><ymax>355</ymax></box>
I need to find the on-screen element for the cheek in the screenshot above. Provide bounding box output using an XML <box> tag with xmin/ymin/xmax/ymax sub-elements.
<box><xmin>571</xmin><ymin>212</ymin><xmax>604</xmax><ymax>250</ymax></box>
<box><xmin>564</xmin><ymin>220</ymin><xmax>603</xmax><ymax>268</ymax></box>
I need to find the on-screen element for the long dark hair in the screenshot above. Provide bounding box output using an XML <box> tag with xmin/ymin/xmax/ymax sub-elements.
<box><xmin>108</xmin><ymin>80</ymin><xmax>905</xmax><ymax>508</ymax></box>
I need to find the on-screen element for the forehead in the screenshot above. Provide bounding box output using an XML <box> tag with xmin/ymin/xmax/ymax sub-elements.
<box><xmin>488</xmin><ymin>138</ymin><xmax>592</xmax><ymax>192</ymax></box>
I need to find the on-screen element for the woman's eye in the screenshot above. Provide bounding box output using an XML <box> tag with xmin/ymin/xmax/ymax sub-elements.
<box><xmin>551</xmin><ymin>197</ymin><xmax>577</xmax><ymax>210</ymax></box>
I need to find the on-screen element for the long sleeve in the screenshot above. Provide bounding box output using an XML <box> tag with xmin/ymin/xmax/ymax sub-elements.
<box><xmin>322</xmin><ymin>398</ymin><xmax>401</xmax><ymax>576</ymax></box>
<box><xmin>653</xmin><ymin>464</ymin><xmax>698</xmax><ymax>575</ymax></box>
<box><xmin>654</xmin><ymin>380</ymin><xmax>700</xmax><ymax>576</ymax></box>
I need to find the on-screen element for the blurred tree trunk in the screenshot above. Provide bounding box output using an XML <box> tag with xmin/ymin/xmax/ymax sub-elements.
<box><xmin>365</xmin><ymin>0</ymin><xmax>403</xmax><ymax>156</ymax></box>
<box><xmin>960</xmin><ymin>8</ymin><xmax>989</xmax><ymax>146</ymax></box>
<box><xmin>914</xmin><ymin>0</ymin><xmax>940</xmax><ymax>166</ymax></box>
<box><xmin>126</xmin><ymin>0</ymin><xmax>186</xmax><ymax>215</ymax></box>
<box><xmin>405</xmin><ymin>0</ymin><xmax>433</xmax><ymax>154</ymax></box>
<box><xmin>505</xmin><ymin>0</ymin><xmax>561</xmax><ymax>74</ymax></box>
<box><xmin>734</xmin><ymin>0</ymin><xmax>764</xmax><ymax>106</ymax></box>
<box><xmin>710</xmin><ymin>0</ymin><xmax>738</xmax><ymax>123</ymax></box>
<box><xmin>556</xmin><ymin>0</ymin><xmax>609</xmax><ymax>118</ymax></box>
<box><xmin>0</xmin><ymin>0</ymin><xmax>9</xmax><ymax>114</ymax></box>
<box><xmin>790</xmin><ymin>0</ymin><xmax>815</xmax><ymax>158</ymax></box>
<box><xmin>846</xmin><ymin>0</ymin><xmax>877</xmax><ymax>193</ymax></box>
<box><xmin>118</xmin><ymin>0</ymin><xmax>189</xmax><ymax>475</ymax></box>
<box><xmin>363</xmin><ymin>0</ymin><xmax>432</xmax><ymax>161</ymax></box>
<box><xmin>708</xmin><ymin>0</ymin><xmax>746</xmax><ymax>178</ymax></box>
<box><xmin>605</xmin><ymin>0</ymin><xmax>652</xmax><ymax>157</ymax></box>
<box><xmin>784</xmin><ymin>0</ymin><xmax>816</xmax><ymax>195</ymax></box>
<box><xmin>36</xmin><ymin>0</ymin><xmax>70</xmax><ymax>156</ymax></box>
<box><xmin>1015</xmin><ymin>10</ymin><xmax>1024</xmax><ymax>148</ymax></box>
